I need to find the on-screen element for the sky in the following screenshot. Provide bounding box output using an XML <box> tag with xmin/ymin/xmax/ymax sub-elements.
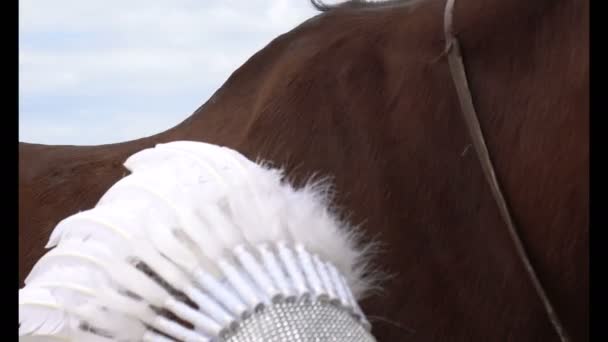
<box><xmin>19</xmin><ymin>0</ymin><xmax>320</xmax><ymax>145</ymax></box>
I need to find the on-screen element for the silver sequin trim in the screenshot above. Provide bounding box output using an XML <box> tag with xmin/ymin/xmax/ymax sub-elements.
<box><xmin>222</xmin><ymin>298</ymin><xmax>376</xmax><ymax>342</ymax></box>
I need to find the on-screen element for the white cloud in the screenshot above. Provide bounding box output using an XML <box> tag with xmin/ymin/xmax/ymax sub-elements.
<box><xmin>19</xmin><ymin>0</ymin><xmax>318</xmax><ymax>145</ymax></box>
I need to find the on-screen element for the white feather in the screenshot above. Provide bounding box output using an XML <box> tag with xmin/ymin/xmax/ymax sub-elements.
<box><xmin>48</xmin><ymin>204</ymin><xmax>194</xmax><ymax>292</ymax></box>
<box><xmin>72</xmin><ymin>304</ymin><xmax>147</xmax><ymax>340</ymax></box>
<box><xmin>19</xmin><ymin>335</ymin><xmax>70</xmax><ymax>342</ymax></box>
<box><xmin>33</xmin><ymin>239</ymin><xmax>172</xmax><ymax>316</ymax></box>
<box><xmin>23</xmin><ymin>247</ymin><xmax>162</xmax><ymax>340</ymax></box>
<box><xmin>129</xmin><ymin>142</ymin><xmax>288</xmax><ymax>247</ymax></box>
<box><xmin>123</xmin><ymin>141</ymin><xmax>371</xmax><ymax>292</ymax></box>
<box><xmin>23</xmin><ymin>280</ymin><xmax>146</xmax><ymax>340</ymax></box>
<box><xmin>19</xmin><ymin>287</ymin><xmax>67</xmax><ymax>336</ymax></box>
<box><xmin>20</xmin><ymin>140</ymin><xmax>376</xmax><ymax>341</ymax></box>
<box><xmin>98</xmin><ymin>164</ymin><xmax>227</xmax><ymax>275</ymax></box>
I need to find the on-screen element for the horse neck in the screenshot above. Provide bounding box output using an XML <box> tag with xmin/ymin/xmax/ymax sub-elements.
<box><xmin>457</xmin><ymin>0</ymin><xmax>586</xmax><ymax>45</ymax></box>
<box><xmin>453</xmin><ymin>0</ymin><xmax>588</xmax><ymax>340</ymax></box>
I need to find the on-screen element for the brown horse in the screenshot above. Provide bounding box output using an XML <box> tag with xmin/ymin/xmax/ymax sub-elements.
<box><xmin>19</xmin><ymin>0</ymin><xmax>588</xmax><ymax>340</ymax></box>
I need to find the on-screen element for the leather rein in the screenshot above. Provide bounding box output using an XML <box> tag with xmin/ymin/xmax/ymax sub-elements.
<box><xmin>441</xmin><ymin>0</ymin><xmax>569</xmax><ymax>340</ymax></box>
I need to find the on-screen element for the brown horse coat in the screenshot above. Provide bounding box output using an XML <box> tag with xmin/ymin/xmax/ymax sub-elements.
<box><xmin>19</xmin><ymin>0</ymin><xmax>588</xmax><ymax>340</ymax></box>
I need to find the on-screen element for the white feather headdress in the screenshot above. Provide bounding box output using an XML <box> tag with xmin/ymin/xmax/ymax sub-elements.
<box><xmin>19</xmin><ymin>141</ymin><xmax>376</xmax><ymax>341</ymax></box>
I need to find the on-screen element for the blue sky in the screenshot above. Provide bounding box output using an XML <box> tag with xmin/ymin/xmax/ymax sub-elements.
<box><xmin>19</xmin><ymin>0</ymin><xmax>319</xmax><ymax>145</ymax></box>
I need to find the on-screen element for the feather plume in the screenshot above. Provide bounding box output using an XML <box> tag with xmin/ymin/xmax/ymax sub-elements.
<box><xmin>19</xmin><ymin>141</ymin><xmax>377</xmax><ymax>341</ymax></box>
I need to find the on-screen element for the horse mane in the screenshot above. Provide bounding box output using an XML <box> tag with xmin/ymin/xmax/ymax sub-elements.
<box><xmin>310</xmin><ymin>0</ymin><xmax>421</xmax><ymax>12</ymax></box>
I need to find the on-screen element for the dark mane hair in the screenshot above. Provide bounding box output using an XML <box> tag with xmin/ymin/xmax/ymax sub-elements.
<box><xmin>310</xmin><ymin>0</ymin><xmax>418</xmax><ymax>12</ymax></box>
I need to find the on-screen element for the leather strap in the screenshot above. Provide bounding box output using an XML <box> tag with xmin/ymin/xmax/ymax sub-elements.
<box><xmin>442</xmin><ymin>0</ymin><xmax>569</xmax><ymax>340</ymax></box>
